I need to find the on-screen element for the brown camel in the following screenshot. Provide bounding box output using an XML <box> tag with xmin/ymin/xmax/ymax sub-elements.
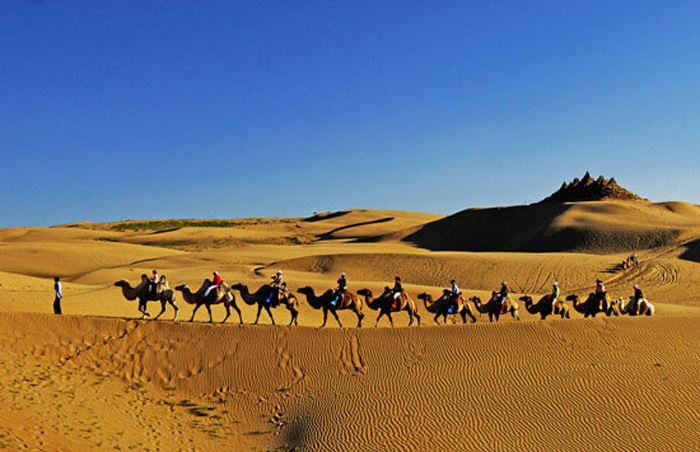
<box><xmin>469</xmin><ymin>292</ymin><xmax>520</xmax><ymax>322</ymax></box>
<box><xmin>175</xmin><ymin>279</ymin><xmax>243</xmax><ymax>324</ymax></box>
<box><xmin>356</xmin><ymin>287</ymin><xmax>421</xmax><ymax>327</ymax></box>
<box><xmin>230</xmin><ymin>283</ymin><xmax>299</xmax><ymax>326</ymax></box>
<box><xmin>519</xmin><ymin>295</ymin><xmax>570</xmax><ymax>319</ymax></box>
<box><xmin>114</xmin><ymin>274</ymin><xmax>178</xmax><ymax>320</ymax></box>
<box><xmin>417</xmin><ymin>290</ymin><xmax>476</xmax><ymax>324</ymax></box>
<box><xmin>565</xmin><ymin>293</ymin><xmax>614</xmax><ymax>318</ymax></box>
<box><xmin>296</xmin><ymin>286</ymin><xmax>364</xmax><ymax>328</ymax></box>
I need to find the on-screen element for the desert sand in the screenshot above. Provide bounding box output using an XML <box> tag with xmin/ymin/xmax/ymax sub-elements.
<box><xmin>1</xmin><ymin>200</ymin><xmax>699</xmax><ymax>450</ymax></box>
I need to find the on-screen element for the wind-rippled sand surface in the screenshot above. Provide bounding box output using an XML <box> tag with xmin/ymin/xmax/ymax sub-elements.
<box><xmin>1</xmin><ymin>204</ymin><xmax>699</xmax><ymax>449</ymax></box>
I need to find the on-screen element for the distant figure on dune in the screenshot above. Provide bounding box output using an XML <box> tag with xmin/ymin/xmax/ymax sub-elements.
<box><xmin>551</xmin><ymin>281</ymin><xmax>562</xmax><ymax>313</ymax></box>
<box><xmin>53</xmin><ymin>276</ymin><xmax>63</xmax><ymax>315</ymax></box>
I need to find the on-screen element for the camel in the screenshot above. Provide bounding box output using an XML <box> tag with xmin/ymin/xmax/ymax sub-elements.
<box><xmin>417</xmin><ymin>290</ymin><xmax>476</xmax><ymax>324</ymax></box>
<box><xmin>175</xmin><ymin>279</ymin><xmax>243</xmax><ymax>324</ymax></box>
<box><xmin>469</xmin><ymin>292</ymin><xmax>520</xmax><ymax>322</ymax></box>
<box><xmin>230</xmin><ymin>283</ymin><xmax>299</xmax><ymax>326</ymax></box>
<box><xmin>519</xmin><ymin>295</ymin><xmax>570</xmax><ymax>320</ymax></box>
<box><xmin>356</xmin><ymin>287</ymin><xmax>421</xmax><ymax>327</ymax></box>
<box><xmin>612</xmin><ymin>296</ymin><xmax>655</xmax><ymax>316</ymax></box>
<box><xmin>296</xmin><ymin>286</ymin><xmax>364</xmax><ymax>328</ymax></box>
<box><xmin>114</xmin><ymin>274</ymin><xmax>178</xmax><ymax>320</ymax></box>
<box><xmin>565</xmin><ymin>293</ymin><xmax>614</xmax><ymax>318</ymax></box>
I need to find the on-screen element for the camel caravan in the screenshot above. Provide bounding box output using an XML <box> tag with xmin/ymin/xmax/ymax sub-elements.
<box><xmin>113</xmin><ymin>271</ymin><xmax>655</xmax><ymax>327</ymax></box>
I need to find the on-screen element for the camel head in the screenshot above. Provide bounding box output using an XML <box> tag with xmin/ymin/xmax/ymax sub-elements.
<box><xmin>230</xmin><ymin>283</ymin><xmax>246</xmax><ymax>291</ymax></box>
<box><xmin>417</xmin><ymin>292</ymin><xmax>429</xmax><ymax>301</ymax></box>
<box><xmin>114</xmin><ymin>280</ymin><xmax>127</xmax><ymax>287</ymax></box>
<box><xmin>296</xmin><ymin>286</ymin><xmax>314</xmax><ymax>296</ymax></box>
<box><xmin>519</xmin><ymin>295</ymin><xmax>533</xmax><ymax>304</ymax></box>
<box><xmin>356</xmin><ymin>288</ymin><xmax>372</xmax><ymax>298</ymax></box>
<box><xmin>469</xmin><ymin>296</ymin><xmax>481</xmax><ymax>305</ymax></box>
<box><xmin>565</xmin><ymin>294</ymin><xmax>579</xmax><ymax>302</ymax></box>
<box><xmin>174</xmin><ymin>284</ymin><xmax>188</xmax><ymax>292</ymax></box>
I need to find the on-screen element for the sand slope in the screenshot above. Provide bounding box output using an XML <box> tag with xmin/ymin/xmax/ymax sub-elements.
<box><xmin>1</xmin><ymin>313</ymin><xmax>698</xmax><ymax>450</ymax></box>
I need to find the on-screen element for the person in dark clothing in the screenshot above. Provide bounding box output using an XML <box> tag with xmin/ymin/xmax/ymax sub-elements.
<box><xmin>496</xmin><ymin>281</ymin><xmax>509</xmax><ymax>313</ymax></box>
<box><xmin>332</xmin><ymin>273</ymin><xmax>347</xmax><ymax>307</ymax></box>
<box><xmin>391</xmin><ymin>276</ymin><xmax>403</xmax><ymax>310</ymax></box>
<box><xmin>449</xmin><ymin>279</ymin><xmax>461</xmax><ymax>314</ymax></box>
<box><xmin>53</xmin><ymin>276</ymin><xmax>63</xmax><ymax>315</ymax></box>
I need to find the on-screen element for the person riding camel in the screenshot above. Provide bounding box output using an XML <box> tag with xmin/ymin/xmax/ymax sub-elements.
<box><xmin>449</xmin><ymin>279</ymin><xmax>461</xmax><ymax>314</ymax></box>
<box><xmin>149</xmin><ymin>269</ymin><xmax>159</xmax><ymax>297</ymax></box>
<box><xmin>594</xmin><ymin>278</ymin><xmax>608</xmax><ymax>311</ymax></box>
<box><xmin>631</xmin><ymin>284</ymin><xmax>645</xmax><ymax>312</ymax></box>
<box><xmin>267</xmin><ymin>270</ymin><xmax>284</xmax><ymax>304</ymax></box>
<box><xmin>551</xmin><ymin>281</ymin><xmax>560</xmax><ymax>312</ymax></box>
<box><xmin>497</xmin><ymin>281</ymin><xmax>509</xmax><ymax>314</ymax></box>
<box><xmin>203</xmin><ymin>271</ymin><xmax>222</xmax><ymax>299</ymax></box>
<box><xmin>332</xmin><ymin>272</ymin><xmax>347</xmax><ymax>308</ymax></box>
<box><xmin>391</xmin><ymin>276</ymin><xmax>403</xmax><ymax>310</ymax></box>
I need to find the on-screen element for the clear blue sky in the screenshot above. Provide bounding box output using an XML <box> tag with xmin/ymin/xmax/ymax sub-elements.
<box><xmin>2</xmin><ymin>1</ymin><xmax>699</xmax><ymax>227</ymax></box>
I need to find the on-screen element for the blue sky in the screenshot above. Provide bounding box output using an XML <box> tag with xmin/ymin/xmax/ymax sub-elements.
<box><xmin>1</xmin><ymin>1</ymin><xmax>699</xmax><ymax>226</ymax></box>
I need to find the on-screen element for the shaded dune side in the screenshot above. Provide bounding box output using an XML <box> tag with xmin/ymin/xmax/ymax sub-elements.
<box><xmin>402</xmin><ymin>202</ymin><xmax>695</xmax><ymax>253</ymax></box>
<box><xmin>3</xmin><ymin>313</ymin><xmax>699</xmax><ymax>450</ymax></box>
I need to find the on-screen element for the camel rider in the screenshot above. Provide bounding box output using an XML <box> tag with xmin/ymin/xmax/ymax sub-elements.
<box><xmin>631</xmin><ymin>284</ymin><xmax>645</xmax><ymax>311</ymax></box>
<box><xmin>551</xmin><ymin>281</ymin><xmax>560</xmax><ymax>310</ymax></box>
<box><xmin>267</xmin><ymin>270</ymin><xmax>284</xmax><ymax>304</ymax></box>
<box><xmin>497</xmin><ymin>281</ymin><xmax>509</xmax><ymax>313</ymax></box>
<box><xmin>449</xmin><ymin>279</ymin><xmax>461</xmax><ymax>313</ymax></box>
<box><xmin>332</xmin><ymin>273</ymin><xmax>347</xmax><ymax>307</ymax></box>
<box><xmin>149</xmin><ymin>269</ymin><xmax>159</xmax><ymax>297</ymax></box>
<box><xmin>204</xmin><ymin>271</ymin><xmax>223</xmax><ymax>299</ymax></box>
<box><xmin>595</xmin><ymin>278</ymin><xmax>608</xmax><ymax>311</ymax></box>
<box><xmin>391</xmin><ymin>276</ymin><xmax>403</xmax><ymax>310</ymax></box>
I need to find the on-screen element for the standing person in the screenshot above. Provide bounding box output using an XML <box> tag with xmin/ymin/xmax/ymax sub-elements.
<box><xmin>53</xmin><ymin>277</ymin><xmax>63</xmax><ymax>315</ymax></box>
<box><xmin>595</xmin><ymin>278</ymin><xmax>608</xmax><ymax>312</ymax></box>
<box><xmin>203</xmin><ymin>271</ymin><xmax>222</xmax><ymax>298</ymax></box>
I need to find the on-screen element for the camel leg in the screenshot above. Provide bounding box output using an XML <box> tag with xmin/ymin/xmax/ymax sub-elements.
<box><xmin>221</xmin><ymin>303</ymin><xmax>231</xmax><ymax>324</ymax></box>
<box><xmin>168</xmin><ymin>299</ymin><xmax>179</xmax><ymax>322</ymax></box>
<box><xmin>153</xmin><ymin>301</ymin><xmax>166</xmax><ymax>320</ymax></box>
<box><xmin>330</xmin><ymin>309</ymin><xmax>342</xmax><ymax>328</ymax></box>
<box><xmin>265</xmin><ymin>306</ymin><xmax>275</xmax><ymax>325</ymax></box>
<box><xmin>190</xmin><ymin>303</ymin><xmax>202</xmax><ymax>322</ymax></box>
<box><xmin>355</xmin><ymin>309</ymin><xmax>364</xmax><ymax>328</ymax></box>
<box><xmin>414</xmin><ymin>311</ymin><xmax>421</xmax><ymax>326</ymax></box>
<box><xmin>254</xmin><ymin>305</ymin><xmax>263</xmax><ymax>324</ymax></box>
<box><xmin>205</xmin><ymin>304</ymin><xmax>213</xmax><ymax>323</ymax></box>
<box><xmin>407</xmin><ymin>311</ymin><xmax>414</xmax><ymax>326</ymax></box>
<box><xmin>434</xmin><ymin>313</ymin><xmax>441</xmax><ymax>325</ymax></box>
<box><xmin>387</xmin><ymin>313</ymin><xmax>395</xmax><ymax>328</ymax></box>
<box><xmin>375</xmin><ymin>312</ymin><xmax>384</xmax><ymax>327</ymax></box>
<box><xmin>321</xmin><ymin>308</ymin><xmax>329</xmax><ymax>328</ymax></box>
<box><xmin>232</xmin><ymin>302</ymin><xmax>243</xmax><ymax>325</ymax></box>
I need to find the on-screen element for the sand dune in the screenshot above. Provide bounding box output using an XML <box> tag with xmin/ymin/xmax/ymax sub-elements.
<box><xmin>1</xmin><ymin>205</ymin><xmax>699</xmax><ymax>449</ymax></box>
